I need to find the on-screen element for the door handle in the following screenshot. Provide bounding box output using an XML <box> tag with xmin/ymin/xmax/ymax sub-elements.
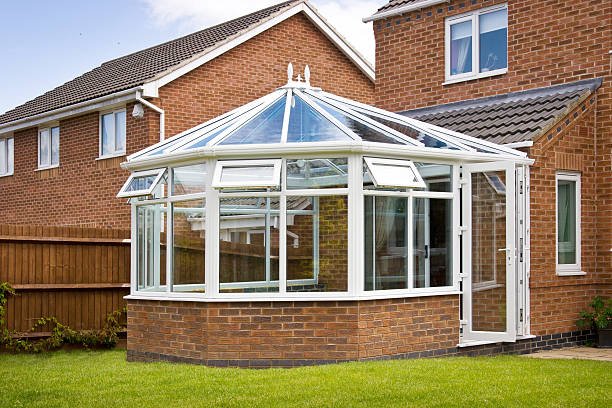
<box><xmin>498</xmin><ymin>248</ymin><xmax>511</xmax><ymax>252</ymax></box>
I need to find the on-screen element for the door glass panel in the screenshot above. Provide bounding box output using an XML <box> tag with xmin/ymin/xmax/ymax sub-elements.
<box><xmin>414</xmin><ymin>198</ymin><xmax>452</xmax><ymax>288</ymax></box>
<box><xmin>471</xmin><ymin>171</ymin><xmax>507</xmax><ymax>332</ymax></box>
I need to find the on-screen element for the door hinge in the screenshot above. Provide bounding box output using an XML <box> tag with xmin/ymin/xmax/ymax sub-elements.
<box><xmin>519</xmin><ymin>180</ymin><xmax>523</xmax><ymax>195</ymax></box>
<box><xmin>458</xmin><ymin>226</ymin><xmax>468</xmax><ymax>235</ymax></box>
<box><xmin>519</xmin><ymin>308</ymin><xmax>524</xmax><ymax>323</ymax></box>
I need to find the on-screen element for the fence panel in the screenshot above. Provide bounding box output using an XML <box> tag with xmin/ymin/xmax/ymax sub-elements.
<box><xmin>0</xmin><ymin>225</ymin><xmax>130</xmax><ymax>334</ymax></box>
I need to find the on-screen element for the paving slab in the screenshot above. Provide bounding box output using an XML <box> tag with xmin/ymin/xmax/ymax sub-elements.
<box><xmin>523</xmin><ymin>346</ymin><xmax>612</xmax><ymax>362</ymax></box>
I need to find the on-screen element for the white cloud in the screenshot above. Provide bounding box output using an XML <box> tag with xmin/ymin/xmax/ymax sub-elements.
<box><xmin>140</xmin><ymin>0</ymin><xmax>386</xmax><ymax>64</ymax></box>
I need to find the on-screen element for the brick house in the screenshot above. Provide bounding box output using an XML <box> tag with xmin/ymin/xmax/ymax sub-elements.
<box><xmin>0</xmin><ymin>0</ymin><xmax>374</xmax><ymax>228</ymax></box>
<box><xmin>366</xmin><ymin>0</ymin><xmax>611</xmax><ymax>344</ymax></box>
<box><xmin>0</xmin><ymin>0</ymin><xmax>374</xmax><ymax>333</ymax></box>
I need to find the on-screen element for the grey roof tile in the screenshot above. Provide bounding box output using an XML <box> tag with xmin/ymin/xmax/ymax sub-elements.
<box><xmin>0</xmin><ymin>1</ymin><xmax>299</xmax><ymax>125</ymax></box>
<box><xmin>400</xmin><ymin>79</ymin><xmax>602</xmax><ymax>144</ymax></box>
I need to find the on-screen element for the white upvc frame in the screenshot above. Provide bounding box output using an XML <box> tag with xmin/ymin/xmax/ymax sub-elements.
<box><xmin>99</xmin><ymin>108</ymin><xmax>126</xmax><ymax>159</ymax></box>
<box><xmin>37</xmin><ymin>126</ymin><xmax>60</xmax><ymax>170</ymax></box>
<box><xmin>117</xmin><ymin>168</ymin><xmax>166</xmax><ymax>198</ymax></box>
<box><xmin>555</xmin><ymin>171</ymin><xmax>583</xmax><ymax>275</ymax></box>
<box><xmin>461</xmin><ymin>161</ymin><xmax>516</xmax><ymax>344</ymax></box>
<box><xmin>444</xmin><ymin>3</ymin><xmax>508</xmax><ymax>84</ymax></box>
<box><xmin>364</xmin><ymin>157</ymin><xmax>426</xmax><ymax>189</ymax></box>
<box><xmin>0</xmin><ymin>136</ymin><xmax>14</xmax><ymax>177</ymax></box>
<box><xmin>212</xmin><ymin>159</ymin><xmax>282</xmax><ymax>189</ymax></box>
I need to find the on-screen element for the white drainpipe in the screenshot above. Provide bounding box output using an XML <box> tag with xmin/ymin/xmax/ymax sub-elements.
<box><xmin>135</xmin><ymin>91</ymin><xmax>165</xmax><ymax>142</ymax></box>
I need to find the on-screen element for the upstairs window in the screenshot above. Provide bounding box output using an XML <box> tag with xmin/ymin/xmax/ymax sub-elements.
<box><xmin>100</xmin><ymin>109</ymin><xmax>126</xmax><ymax>158</ymax></box>
<box><xmin>38</xmin><ymin>126</ymin><xmax>60</xmax><ymax>169</ymax></box>
<box><xmin>446</xmin><ymin>5</ymin><xmax>508</xmax><ymax>83</ymax></box>
<box><xmin>0</xmin><ymin>137</ymin><xmax>14</xmax><ymax>176</ymax></box>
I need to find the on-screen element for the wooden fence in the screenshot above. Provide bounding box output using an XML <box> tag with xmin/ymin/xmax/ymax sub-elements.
<box><xmin>0</xmin><ymin>225</ymin><xmax>130</xmax><ymax>335</ymax></box>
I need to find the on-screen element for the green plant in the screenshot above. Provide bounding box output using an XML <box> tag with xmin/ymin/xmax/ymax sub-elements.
<box><xmin>0</xmin><ymin>281</ymin><xmax>126</xmax><ymax>352</ymax></box>
<box><xmin>577</xmin><ymin>296</ymin><xmax>612</xmax><ymax>330</ymax></box>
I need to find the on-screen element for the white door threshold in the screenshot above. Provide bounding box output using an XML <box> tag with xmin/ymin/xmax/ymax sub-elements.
<box><xmin>457</xmin><ymin>334</ymin><xmax>536</xmax><ymax>348</ymax></box>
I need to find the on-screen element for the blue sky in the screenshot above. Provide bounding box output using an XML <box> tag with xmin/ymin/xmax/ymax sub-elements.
<box><xmin>0</xmin><ymin>0</ymin><xmax>385</xmax><ymax>115</ymax></box>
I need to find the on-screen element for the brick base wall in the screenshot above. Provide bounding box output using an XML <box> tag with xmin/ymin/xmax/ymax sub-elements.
<box><xmin>127</xmin><ymin>296</ymin><xmax>459</xmax><ymax>367</ymax></box>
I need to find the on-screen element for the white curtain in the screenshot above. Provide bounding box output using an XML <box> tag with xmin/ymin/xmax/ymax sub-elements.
<box><xmin>375</xmin><ymin>197</ymin><xmax>397</xmax><ymax>250</ymax></box>
<box><xmin>456</xmin><ymin>37</ymin><xmax>471</xmax><ymax>74</ymax></box>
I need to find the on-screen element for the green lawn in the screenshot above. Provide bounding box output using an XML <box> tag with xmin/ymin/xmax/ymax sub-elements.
<box><xmin>0</xmin><ymin>350</ymin><xmax>610</xmax><ymax>408</ymax></box>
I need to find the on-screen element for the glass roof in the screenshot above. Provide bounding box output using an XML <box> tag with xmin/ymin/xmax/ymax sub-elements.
<box><xmin>128</xmin><ymin>79</ymin><xmax>526</xmax><ymax>162</ymax></box>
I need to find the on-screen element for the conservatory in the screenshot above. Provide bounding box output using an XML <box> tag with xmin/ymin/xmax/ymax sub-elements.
<box><xmin>121</xmin><ymin>66</ymin><xmax>533</xmax><ymax>365</ymax></box>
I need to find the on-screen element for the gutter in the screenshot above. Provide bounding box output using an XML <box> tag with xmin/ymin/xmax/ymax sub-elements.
<box><xmin>0</xmin><ymin>87</ymin><xmax>142</xmax><ymax>135</ymax></box>
<box><xmin>363</xmin><ymin>0</ymin><xmax>449</xmax><ymax>23</ymax></box>
<box><xmin>135</xmin><ymin>91</ymin><xmax>165</xmax><ymax>142</ymax></box>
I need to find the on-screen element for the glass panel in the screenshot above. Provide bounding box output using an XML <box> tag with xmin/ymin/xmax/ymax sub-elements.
<box><xmin>51</xmin><ymin>127</ymin><xmax>60</xmax><ymax>165</ymax></box>
<box><xmin>115</xmin><ymin>111</ymin><xmax>126</xmax><ymax>152</ymax></box>
<box><xmin>287</xmin><ymin>95</ymin><xmax>354</xmax><ymax>143</ymax></box>
<box><xmin>182</xmin><ymin>121</ymin><xmax>235</xmax><ymax>151</ymax></box>
<box><xmin>101</xmin><ymin>113</ymin><xmax>114</xmax><ymax>156</ymax></box>
<box><xmin>0</xmin><ymin>139</ymin><xmax>6</xmax><ymax>174</ymax></box>
<box><xmin>311</xmin><ymin>98</ymin><xmax>403</xmax><ymax>144</ymax></box>
<box><xmin>558</xmin><ymin>179</ymin><xmax>577</xmax><ymax>264</ymax></box>
<box><xmin>39</xmin><ymin>129</ymin><xmax>50</xmax><ymax>167</ymax></box>
<box><xmin>415</xmin><ymin>163</ymin><xmax>453</xmax><ymax>192</ymax></box>
<box><xmin>364</xmin><ymin>196</ymin><xmax>408</xmax><ymax>291</ymax></box>
<box><xmin>286</xmin><ymin>158</ymin><xmax>348</xmax><ymax>189</ymax></box>
<box><xmin>136</xmin><ymin>204</ymin><xmax>167</xmax><ymax>292</ymax></box>
<box><xmin>172</xmin><ymin>164</ymin><xmax>207</xmax><ymax>195</ymax></box>
<box><xmin>125</xmin><ymin>175</ymin><xmax>159</xmax><ymax>193</ymax></box>
<box><xmin>364</xmin><ymin>158</ymin><xmax>425</xmax><ymax>189</ymax></box>
<box><xmin>219</xmin><ymin>197</ymin><xmax>280</xmax><ymax>293</ymax></box>
<box><xmin>479</xmin><ymin>9</ymin><xmax>507</xmax><ymax>72</ymax></box>
<box><xmin>6</xmin><ymin>138</ymin><xmax>13</xmax><ymax>174</ymax></box>
<box><xmin>287</xmin><ymin>196</ymin><xmax>348</xmax><ymax>292</ymax></box>
<box><xmin>450</xmin><ymin>20</ymin><xmax>473</xmax><ymax>75</ymax></box>
<box><xmin>358</xmin><ymin>112</ymin><xmax>460</xmax><ymax>150</ymax></box>
<box><xmin>471</xmin><ymin>171</ymin><xmax>507</xmax><ymax>332</ymax></box>
<box><xmin>220</xmin><ymin>165</ymin><xmax>275</xmax><ymax>185</ymax></box>
<box><xmin>219</xmin><ymin>98</ymin><xmax>284</xmax><ymax>145</ymax></box>
<box><xmin>414</xmin><ymin>198</ymin><xmax>452</xmax><ymax>288</ymax></box>
<box><xmin>172</xmin><ymin>199</ymin><xmax>206</xmax><ymax>292</ymax></box>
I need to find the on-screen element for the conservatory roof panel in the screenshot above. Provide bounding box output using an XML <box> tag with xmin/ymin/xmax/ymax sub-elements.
<box><xmin>124</xmin><ymin>65</ymin><xmax>527</xmax><ymax>167</ymax></box>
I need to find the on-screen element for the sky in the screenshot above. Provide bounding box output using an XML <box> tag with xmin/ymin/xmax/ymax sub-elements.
<box><xmin>0</xmin><ymin>0</ymin><xmax>387</xmax><ymax>115</ymax></box>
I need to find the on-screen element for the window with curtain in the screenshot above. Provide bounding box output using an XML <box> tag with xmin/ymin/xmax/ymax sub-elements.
<box><xmin>446</xmin><ymin>5</ymin><xmax>507</xmax><ymax>81</ymax></box>
<box><xmin>557</xmin><ymin>172</ymin><xmax>581</xmax><ymax>272</ymax></box>
<box><xmin>100</xmin><ymin>109</ymin><xmax>126</xmax><ymax>157</ymax></box>
<box><xmin>0</xmin><ymin>137</ymin><xmax>14</xmax><ymax>176</ymax></box>
<box><xmin>38</xmin><ymin>126</ymin><xmax>60</xmax><ymax>168</ymax></box>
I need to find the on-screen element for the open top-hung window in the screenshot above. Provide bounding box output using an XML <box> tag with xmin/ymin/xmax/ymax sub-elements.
<box><xmin>364</xmin><ymin>157</ymin><xmax>426</xmax><ymax>189</ymax></box>
<box><xmin>446</xmin><ymin>5</ymin><xmax>508</xmax><ymax>82</ymax></box>
<box><xmin>213</xmin><ymin>159</ymin><xmax>282</xmax><ymax>189</ymax></box>
<box><xmin>118</xmin><ymin>168</ymin><xmax>167</xmax><ymax>198</ymax></box>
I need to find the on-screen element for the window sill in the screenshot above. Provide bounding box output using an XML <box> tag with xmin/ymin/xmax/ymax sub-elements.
<box><xmin>35</xmin><ymin>164</ymin><xmax>59</xmax><ymax>172</ymax></box>
<box><xmin>97</xmin><ymin>153</ymin><xmax>126</xmax><ymax>161</ymax></box>
<box><xmin>556</xmin><ymin>270</ymin><xmax>586</xmax><ymax>276</ymax></box>
<box><xmin>0</xmin><ymin>172</ymin><xmax>14</xmax><ymax>178</ymax></box>
<box><xmin>443</xmin><ymin>68</ymin><xmax>508</xmax><ymax>86</ymax></box>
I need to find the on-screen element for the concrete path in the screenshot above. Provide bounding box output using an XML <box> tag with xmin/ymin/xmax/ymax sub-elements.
<box><xmin>523</xmin><ymin>346</ymin><xmax>612</xmax><ymax>362</ymax></box>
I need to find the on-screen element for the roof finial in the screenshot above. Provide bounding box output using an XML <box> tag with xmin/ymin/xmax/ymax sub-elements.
<box><xmin>304</xmin><ymin>65</ymin><xmax>310</xmax><ymax>86</ymax></box>
<box><xmin>287</xmin><ymin>63</ymin><xmax>293</xmax><ymax>84</ymax></box>
<box><xmin>297</xmin><ymin>74</ymin><xmax>302</xmax><ymax>82</ymax></box>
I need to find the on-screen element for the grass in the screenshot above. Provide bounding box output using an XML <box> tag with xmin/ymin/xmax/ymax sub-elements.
<box><xmin>0</xmin><ymin>350</ymin><xmax>610</xmax><ymax>408</ymax></box>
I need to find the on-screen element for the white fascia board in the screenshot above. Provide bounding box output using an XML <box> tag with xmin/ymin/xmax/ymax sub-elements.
<box><xmin>363</xmin><ymin>0</ymin><xmax>449</xmax><ymax>23</ymax></box>
<box><xmin>121</xmin><ymin>140</ymin><xmax>533</xmax><ymax>172</ymax></box>
<box><xmin>0</xmin><ymin>87</ymin><xmax>141</xmax><ymax>135</ymax></box>
<box><xmin>142</xmin><ymin>2</ymin><xmax>374</xmax><ymax>97</ymax></box>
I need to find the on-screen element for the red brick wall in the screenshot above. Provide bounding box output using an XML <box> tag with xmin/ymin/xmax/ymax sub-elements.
<box><xmin>373</xmin><ymin>0</ymin><xmax>612</xmax><ymax>334</ymax></box>
<box><xmin>127</xmin><ymin>295</ymin><xmax>459</xmax><ymax>365</ymax></box>
<box><xmin>0</xmin><ymin>12</ymin><xmax>374</xmax><ymax>228</ymax></box>
<box><xmin>528</xmin><ymin>98</ymin><xmax>612</xmax><ymax>334</ymax></box>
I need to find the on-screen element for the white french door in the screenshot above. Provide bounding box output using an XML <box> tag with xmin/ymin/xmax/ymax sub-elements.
<box><xmin>461</xmin><ymin>162</ymin><xmax>516</xmax><ymax>343</ymax></box>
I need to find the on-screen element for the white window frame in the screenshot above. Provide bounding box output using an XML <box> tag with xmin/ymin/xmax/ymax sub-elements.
<box><xmin>99</xmin><ymin>108</ymin><xmax>126</xmax><ymax>159</ymax></box>
<box><xmin>556</xmin><ymin>172</ymin><xmax>583</xmax><ymax>275</ymax></box>
<box><xmin>444</xmin><ymin>3</ymin><xmax>508</xmax><ymax>84</ymax></box>
<box><xmin>118</xmin><ymin>168</ymin><xmax>167</xmax><ymax>198</ymax></box>
<box><xmin>0</xmin><ymin>136</ymin><xmax>14</xmax><ymax>177</ymax></box>
<box><xmin>364</xmin><ymin>157</ymin><xmax>426</xmax><ymax>189</ymax></box>
<box><xmin>212</xmin><ymin>159</ymin><xmax>282</xmax><ymax>189</ymax></box>
<box><xmin>37</xmin><ymin>126</ymin><xmax>60</xmax><ymax>170</ymax></box>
